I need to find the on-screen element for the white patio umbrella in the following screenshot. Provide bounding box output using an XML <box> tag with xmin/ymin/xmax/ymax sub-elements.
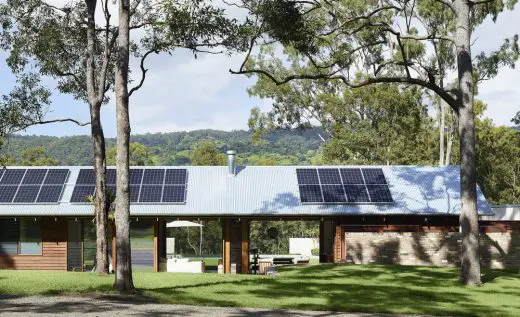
<box><xmin>166</xmin><ymin>220</ymin><xmax>203</xmax><ymax>228</ymax></box>
<box><xmin>166</xmin><ymin>220</ymin><xmax>204</xmax><ymax>255</ymax></box>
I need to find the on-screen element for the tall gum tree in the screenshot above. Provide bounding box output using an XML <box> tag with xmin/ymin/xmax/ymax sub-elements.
<box><xmin>0</xmin><ymin>0</ymin><xmax>116</xmax><ymax>273</ymax></box>
<box><xmin>231</xmin><ymin>0</ymin><xmax>519</xmax><ymax>285</ymax></box>
<box><xmin>110</xmin><ymin>0</ymin><xmax>246</xmax><ymax>291</ymax></box>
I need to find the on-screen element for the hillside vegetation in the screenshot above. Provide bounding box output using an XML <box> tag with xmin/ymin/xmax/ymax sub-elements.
<box><xmin>2</xmin><ymin>128</ymin><xmax>325</xmax><ymax>166</ymax></box>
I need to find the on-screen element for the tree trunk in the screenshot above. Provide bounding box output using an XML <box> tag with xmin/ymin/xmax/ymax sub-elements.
<box><xmin>445</xmin><ymin>114</ymin><xmax>455</xmax><ymax>165</ymax></box>
<box><xmin>85</xmin><ymin>0</ymin><xmax>109</xmax><ymax>275</ymax></box>
<box><xmin>439</xmin><ymin>100</ymin><xmax>445</xmax><ymax>165</ymax></box>
<box><xmin>92</xmin><ymin>105</ymin><xmax>109</xmax><ymax>274</ymax></box>
<box><xmin>455</xmin><ymin>0</ymin><xmax>481</xmax><ymax>286</ymax></box>
<box><xmin>114</xmin><ymin>0</ymin><xmax>134</xmax><ymax>292</ymax></box>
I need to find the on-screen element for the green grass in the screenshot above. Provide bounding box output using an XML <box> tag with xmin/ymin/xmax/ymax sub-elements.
<box><xmin>1</xmin><ymin>265</ymin><xmax>520</xmax><ymax>316</ymax></box>
<box><xmin>188</xmin><ymin>257</ymin><xmax>220</xmax><ymax>270</ymax></box>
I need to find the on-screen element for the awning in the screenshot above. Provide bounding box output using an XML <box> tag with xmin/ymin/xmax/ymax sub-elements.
<box><xmin>166</xmin><ymin>220</ymin><xmax>203</xmax><ymax>228</ymax></box>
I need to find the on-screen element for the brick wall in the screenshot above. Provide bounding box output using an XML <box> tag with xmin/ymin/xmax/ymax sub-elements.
<box><xmin>344</xmin><ymin>231</ymin><xmax>520</xmax><ymax>269</ymax></box>
<box><xmin>481</xmin><ymin>232</ymin><xmax>520</xmax><ymax>269</ymax></box>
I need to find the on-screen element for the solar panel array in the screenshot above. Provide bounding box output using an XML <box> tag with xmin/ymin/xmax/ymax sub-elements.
<box><xmin>70</xmin><ymin>168</ymin><xmax>187</xmax><ymax>204</ymax></box>
<box><xmin>296</xmin><ymin>168</ymin><xmax>393</xmax><ymax>204</ymax></box>
<box><xmin>0</xmin><ymin>169</ymin><xmax>69</xmax><ymax>203</ymax></box>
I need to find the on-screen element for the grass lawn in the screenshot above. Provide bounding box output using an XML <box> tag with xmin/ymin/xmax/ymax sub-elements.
<box><xmin>1</xmin><ymin>264</ymin><xmax>519</xmax><ymax>316</ymax></box>
<box><xmin>188</xmin><ymin>257</ymin><xmax>220</xmax><ymax>270</ymax></box>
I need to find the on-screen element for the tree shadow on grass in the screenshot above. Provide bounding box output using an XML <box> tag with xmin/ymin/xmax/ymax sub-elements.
<box><xmin>136</xmin><ymin>265</ymin><xmax>517</xmax><ymax>317</ymax></box>
<box><xmin>2</xmin><ymin>265</ymin><xmax>519</xmax><ymax>316</ymax></box>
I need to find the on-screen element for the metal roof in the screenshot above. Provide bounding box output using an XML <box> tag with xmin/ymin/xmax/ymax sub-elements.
<box><xmin>0</xmin><ymin>165</ymin><xmax>493</xmax><ymax>217</ymax></box>
<box><xmin>484</xmin><ymin>205</ymin><xmax>520</xmax><ymax>221</ymax></box>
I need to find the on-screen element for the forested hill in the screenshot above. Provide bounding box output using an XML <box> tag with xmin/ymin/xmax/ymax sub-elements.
<box><xmin>2</xmin><ymin>128</ymin><xmax>326</xmax><ymax>166</ymax></box>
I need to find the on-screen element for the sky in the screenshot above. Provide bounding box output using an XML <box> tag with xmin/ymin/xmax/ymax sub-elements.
<box><xmin>0</xmin><ymin>3</ymin><xmax>518</xmax><ymax>138</ymax></box>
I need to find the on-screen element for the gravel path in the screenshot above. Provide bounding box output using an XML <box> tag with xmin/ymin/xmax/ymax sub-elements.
<box><xmin>0</xmin><ymin>295</ymin><xmax>436</xmax><ymax>317</ymax></box>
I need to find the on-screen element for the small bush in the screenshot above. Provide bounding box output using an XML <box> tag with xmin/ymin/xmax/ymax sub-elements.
<box><xmin>311</xmin><ymin>248</ymin><xmax>320</xmax><ymax>256</ymax></box>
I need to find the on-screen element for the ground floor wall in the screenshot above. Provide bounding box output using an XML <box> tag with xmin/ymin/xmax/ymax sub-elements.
<box><xmin>0</xmin><ymin>218</ymin><xmax>67</xmax><ymax>270</ymax></box>
<box><xmin>2</xmin><ymin>216</ymin><xmax>520</xmax><ymax>271</ymax></box>
<box><xmin>336</xmin><ymin>219</ymin><xmax>520</xmax><ymax>269</ymax></box>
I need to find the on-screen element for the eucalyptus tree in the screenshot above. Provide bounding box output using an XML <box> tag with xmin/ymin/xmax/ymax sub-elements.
<box><xmin>231</xmin><ymin>0</ymin><xmax>519</xmax><ymax>285</ymax></box>
<box><xmin>111</xmin><ymin>0</ymin><xmax>246</xmax><ymax>292</ymax></box>
<box><xmin>247</xmin><ymin>56</ymin><xmax>436</xmax><ymax>164</ymax></box>
<box><xmin>0</xmin><ymin>0</ymin><xmax>117</xmax><ymax>274</ymax></box>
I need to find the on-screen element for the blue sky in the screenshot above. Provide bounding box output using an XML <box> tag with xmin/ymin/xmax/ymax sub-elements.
<box><xmin>0</xmin><ymin>6</ymin><xmax>518</xmax><ymax>138</ymax></box>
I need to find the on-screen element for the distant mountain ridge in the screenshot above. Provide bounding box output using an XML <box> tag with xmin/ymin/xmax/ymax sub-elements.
<box><xmin>3</xmin><ymin>128</ymin><xmax>326</xmax><ymax>165</ymax></box>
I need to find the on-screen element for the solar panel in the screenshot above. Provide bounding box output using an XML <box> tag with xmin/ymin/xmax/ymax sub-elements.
<box><xmin>340</xmin><ymin>168</ymin><xmax>364</xmax><ymax>184</ymax></box>
<box><xmin>162</xmin><ymin>185</ymin><xmax>185</xmax><ymax>203</ymax></box>
<box><xmin>22</xmin><ymin>169</ymin><xmax>47</xmax><ymax>185</ymax></box>
<box><xmin>322</xmin><ymin>185</ymin><xmax>346</xmax><ymax>203</ymax></box>
<box><xmin>362</xmin><ymin>168</ymin><xmax>387</xmax><ymax>184</ymax></box>
<box><xmin>344</xmin><ymin>184</ymin><xmax>370</xmax><ymax>202</ymax></box>
<box><xmin>76</xmin><ymin>169</ymin><xmax>95</xmax><ymax>184</ymax></box>
<box><xmin>36</xmin><ymin>185</ymin><xmax>64</xmax><ymax>203</ymax></box>
<box><xmin>299</xmin><ymin>185</ymin><xmax>323</xmax><ymax>203</ymax></box>
<box><xmin>0</xmin><ymin>169</ymin><xmax>26</xmax><ymax>185</ymax></box>
<box><xmin>318</xmin><ymin>169</ymin><xmax>342</xmax><ymax>184</ymax></box>
<box><xmin>296</xmin><ymin>169</ymin><xmax>320</xmax><ymax>184</ymax></box>
<box><xmin>130</xmin><ymin>169</ymin><xmax>144</xmax><ymax>184</ymax></box>
<box><xmin>70</xmin><ymin>185</ymin><xmax>95</xmax><ymax>203</ymax></box>
<box><xmin>130</xmin><ymin>185</ymin><xmax>140</xmax><ymax>202</ymax></box>
<box><xmin>165</xmin><ymin>169</ymin><xmax>187</xmax><ymax>185</ymax></box>
<box><xmin>142</xmin><ymin>169</ymin><xmax>165</xmax><ymax>184</ymax></box>
<box><xmin>366</xmin><ymin>185</ymin><xmax>393</xmax><ymax>202</ymax></box>
<box><xmin>139</xmin><ymin>185</ymin><xmax>162</xmax><ymax>202</ymax></box>
<box><xmin>71</xmin><ymin>168</ymin><xmax>187</xmax><ymax>204</ymax></box>
<box><xmin>44</xmin><ymin>169</ymin><xmax>69</xmax><ymax>185</ymax></box>
<box><xmin>0</xmin><ymin>186</ymin><xmax>18</xmax><ymax>202</ymax></box>
<box><xmin>297</xmin><ymin>167</ymin><xmax>392</xmax><ymax>204</ymax></box>
<box><xmin>106</xmin><ymin>169</ymin><xmax>117</xmax><ymax>184</ymax></box>
<box><xmin>13</xmin><ymin>185</ymin><xmax>40</xmax><ymax>203</ymax></box>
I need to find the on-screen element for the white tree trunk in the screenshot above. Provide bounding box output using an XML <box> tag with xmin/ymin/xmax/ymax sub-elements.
<box><xmin>439</xmin><ymin>101</ymin><xmax>445</xmax><ymax>165</ymax></box>
<box><xmin>455</xmin><ymin>0</ymin><xmax>481</xmax><ymax>286</ymax></box>
<box><xmin>85</xmin><ymin>0</ymin><xmax>109</xmax><ymax>275</ymax></box>
<box><xmin>114</xmin><ymin>0</ymin><xmax>134</xmax><ymax>292</ymax></box>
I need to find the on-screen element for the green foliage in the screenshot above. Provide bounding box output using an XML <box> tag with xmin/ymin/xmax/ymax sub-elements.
<box><xmin>321</xmin><ymin>85</ymin><xmax>436</xmax><ymax>165</ymax></box>
<box><xmin>476</xmin><ymin>118</ymin><xmax>520</xmax><ymax>204</ymax></box>
<box><xmin>250</xmin><ymin>220</ymin><xmax>319</xmax><ymax>254</ymax></box>
<box><xmin>190</xmin><ymin>140</ymin><xmax>227</xmax><ymax>166</ymax></box>
<box><xmin>0</xmin><ymin>129</ymin><xmax>324</xmax><ymax>166</ymax></box>
<box><xmin>106</xmin><ymin>142</ymin><xmax>154</xmax><ymax>166</ymax></box>
<box><xmin>512</xmin><ymin>111</ymin><xmax>520</xmax><ymax>125</ymax></box>
<box><xmin>19</xmin><ymin>147</ymin><xmax>58</xmax><ymax>166</ymax></box>
<box><xmin>311</xmin><ymin>247</ymin><xmax>319</xmax><ymax>256</ymax></box>
<box><xmin>168</xmin><ymin>220</ymin><xmax>221</xmax><ymax>257</ymax></box>
<box><xmin>0</xmin><ymin>73</ymin><xmax>50</xmax><ymax>142</ymax></box>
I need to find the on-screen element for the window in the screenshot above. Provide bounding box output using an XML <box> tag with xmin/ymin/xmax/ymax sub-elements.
<box><xmin>19</xmin><ymin>219</ymin><xmax>42</xmax><ymax>255</ymax></box>
<box><xmin>0</xmin><ymin>219</ymin><xmax>18</xmax><ymax>255</ymax></box>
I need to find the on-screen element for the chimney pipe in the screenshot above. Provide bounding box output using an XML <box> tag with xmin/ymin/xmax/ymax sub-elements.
<box><xmin>227</xmin><ymin>150</ymin><xmax>236</xmax><ymax>176</ymax></box>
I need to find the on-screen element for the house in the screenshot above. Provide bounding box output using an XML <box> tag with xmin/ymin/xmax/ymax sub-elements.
<box><xmin>0</xmin><ymin>151</ymin><xmax>517</xmax><ymax>272</ymax></box>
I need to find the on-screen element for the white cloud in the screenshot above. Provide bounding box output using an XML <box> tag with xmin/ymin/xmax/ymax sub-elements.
<box><xmin>116</xmin><ymin>50</ymin><xmax>259</xmax><ymax>134</ymax></box>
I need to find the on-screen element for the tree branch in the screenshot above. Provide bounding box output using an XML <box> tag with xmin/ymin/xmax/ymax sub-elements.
<box><xmin>433</xmin><ymin>0</ymin><xmax>457</xmax><ymax>12</ymax></box>
<box><xmin>469</xmin><ymin>0</ymin><xmax>495</xmax><ymax>4</ymax></box>
<box><xmin>230</xmin><ymin>68</ymin><xmax>459</xmax><ymax>111</ymax></box>
<box><xmin>10</xmin><ymin>118</ymin><xmax>90</xmax><ymax>134</ymax></box>
<box><xmin>128</xmin><ymin>50</ymin><xmax>156</xmax><ymax>97</ymax></box>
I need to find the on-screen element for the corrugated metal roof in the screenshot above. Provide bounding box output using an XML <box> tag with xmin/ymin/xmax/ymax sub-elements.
<box><xmin>484</xmin><ymin>206</ymin><xmax>520</xmax><ymax>221</ymax></box>
<box><xmin>0</xmin><ymin>165</ymin><xmax>493</xmax><ymax>217</ymax></box>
